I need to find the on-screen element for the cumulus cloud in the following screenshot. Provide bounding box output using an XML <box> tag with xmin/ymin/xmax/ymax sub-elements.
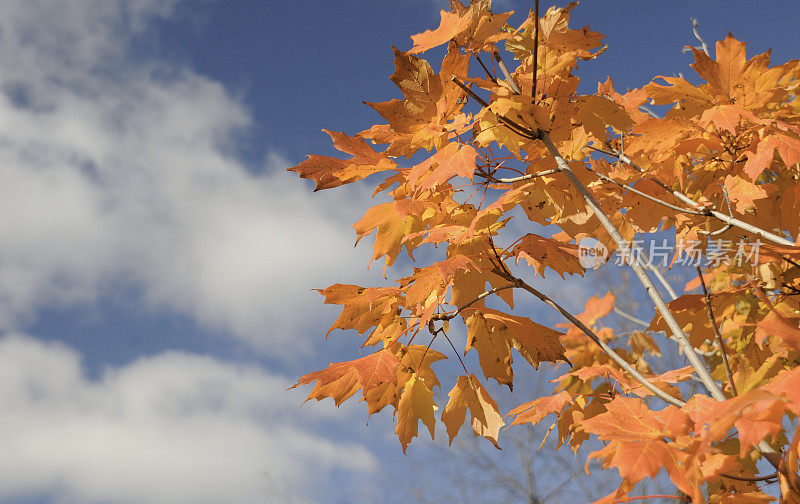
<box><xmin>0</xmin><ymin>0</ymin><xmax>377</xmax><ymax>352</ymax></box>
<box><xmin>0</xmin><ymin>333</ymin><xmax>375</xmax><ymax>504</ymax></box>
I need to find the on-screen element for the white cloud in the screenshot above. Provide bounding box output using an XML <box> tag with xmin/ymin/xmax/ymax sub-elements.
<box><xmin>0</xmin><ymin>0</ymin><xmax>377</xmax><ymax>352</ymax></box>
<box><xmin>0</xmin><ymin>333</ymin><xmax>375</xmax><ymax>504</ymax></box>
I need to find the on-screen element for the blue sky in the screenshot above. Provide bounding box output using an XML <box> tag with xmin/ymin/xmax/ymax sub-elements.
<box><xmin>0</xmin><ymin>1</ymin><xmax>798</xmax><ymax>503</ymax></box>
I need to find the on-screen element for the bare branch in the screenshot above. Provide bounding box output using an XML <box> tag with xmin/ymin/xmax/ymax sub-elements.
<box><xmin>689</xmin><ymin>18</ymin><xmax>711</xmax><ymax>56</ymax></box>
<box><xmin>430</xmin><ymin>284</ymin><xmax>517</xmax><ymax>321</ymax></box>
<box><xmin>476</xmin><ymin>167</ymin><xmax>559</xmax><ymax>183</ymax></box>
<box><xmin>494</xmin><ymin>52</ymin><xmax>521</xmax><ymax>94</ymax></box>
<box><xmin>613</xmin><ymin>306</ymin><xmax>649</xmax><ymax>328</ymax></box>
<box><xmin>531</xmin><ymin>0</ymin><xmax>540</xmax><ymax>101</ymax></box>
<box><xmin>696</xmin><ymin>266</ymin><xmax>738</xmax><ymax>397</ymax></box>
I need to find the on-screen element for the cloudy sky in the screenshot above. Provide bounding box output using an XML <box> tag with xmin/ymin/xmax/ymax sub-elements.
<box><xmin>0</xmin><ymin>1</ymin><xmax>798</xmax><ymax>503</ymax></box>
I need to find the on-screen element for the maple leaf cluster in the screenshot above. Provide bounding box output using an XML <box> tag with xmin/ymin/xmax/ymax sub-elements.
<box><xmin>289</xmin><ymin>1</ymin><xmax>800</xmax><ymax>502</ymax></box>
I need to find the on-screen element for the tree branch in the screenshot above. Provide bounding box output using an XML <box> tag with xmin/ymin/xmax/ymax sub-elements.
<box><xmin>720</xmin><ymin>472</ymin><xmax>777</xmax><ymax>482</ymax></box>
<box><xmin>430</xmin><ymin>285</ymin><xmax>517</xmax><ymax>322</ymax></box>
<box><xmin>531</xmin><ymin>0</ymin><xmax>540</xmax><ymax>101</ymax></box>
<box><xmin>476</xmin><ymin>167</ymin><xmax>559</xmax><ymax>183</ymax></box>
<box><xmin>588</xmin><ymin>145</ymin><xmax>796</xmax><ymax>247</ymax></box>
<box><xmin>696</xmin><ymin>266</ymin><xmax>738</xmax><ymax>396</ymax></box>
<box><xmin>506</xmin><ymin>275</ymin><xmax>686</xmax><ymax>407</ymax></box>
<box><xmin>494</xmin><ymin>52</ymin><xmax>521</xmax><ymax>94</ymax></box>
<box><xmin>689</xmin><ymin>18</ymin><xmax>711</xmax><ymax>57</ymax></box>
<box><xmin>541</xmin><ymin>132</ymin><xmax>727</xmax><ymax>402</ymax></box>
<box><xmin>451</xmin><ymin>77</ymin><xmax>542</xmax><ymax>141</ymax></box>
<box><xmin>585</xmin><ymin>161</ymin><xmax>704</xmax><ymax>215</ymax></box>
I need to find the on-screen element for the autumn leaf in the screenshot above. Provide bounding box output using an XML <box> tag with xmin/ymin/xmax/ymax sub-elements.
<box><xmin>465</xmin><ymin>310</ymin><xmax>514</xmax><ymax>387</ymax></box>
<box><xmin>465</xmin><ymin>308</ymin><xmax>567</xmax><ymax>388</ymax></box>
<box><xmin>396</xmin><ymin>375</ymin><xmax>437</xmax><ymax>453</ymax></box>
<box><xmin>408</xmin><ymin>9</ymin><xmax>473</xmax><ymax>55</ymax></box>
<box><xmin>407</xmin><ymin>142</ymin><xmax>478</xmax><ymax>192</ymax></box>
<box><xmin>354</xmin><ymin>199</ymin><xmax>433</xmax><ymax>268</ymax></box>
<box><xmin>441</xmin><ymin>374</ymin><xmax>504</xmax><ymax>447</ymax></box>
<box><xmin>512</xmin><ymin>233</ymin><xmax>584</xmax><ymax>278</ymax></box>
<box><xmin>292</xmin><ymin>349</ymin><xmax>401</xmax><ymax>406</ymax></box>
<box><xmin>288</xmin><ymin>130</ymin><xmax>395</xmax><ymax>190</ymax></box>
<box><xmin>507</xmin><ymin>391</ymin><xmax>573</xmax><ymax>427</ymax></box>
<box><xmin>317</xmin><ymin>284</ymin><xmax>404</xmax><ymax>337</ymax></box>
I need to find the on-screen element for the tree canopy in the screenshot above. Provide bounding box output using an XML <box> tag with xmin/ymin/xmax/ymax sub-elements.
<box><xmin>289</xmin><ymin>1</ymin><xmax>800</xmax><ymax>502</ymax></box>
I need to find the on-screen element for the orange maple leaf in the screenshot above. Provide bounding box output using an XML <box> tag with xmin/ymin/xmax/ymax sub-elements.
<box><xmin>441</xmin><ymin>374</ymin><xmax>504</xmax><ymax>448</ymax></box>
<box><xmin>288</xmin><ymin>130</ymin><xmax>395</xmax><ymax>190</ymax></box>
<box><xmin>395</xmin><ymin>375</ymin><xmax>437</xmax><ymax>453</ymax></box>
<box><xmin>291</xmin><ymin>349</ymin><xmax>401</xmax><ymax>406</ymax></box>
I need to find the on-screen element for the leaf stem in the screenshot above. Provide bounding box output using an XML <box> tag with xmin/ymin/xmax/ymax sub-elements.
<box><xmin>441</xmin><ymin>327</ymin><xmax>470</xmax><ymax>375</ymax></box>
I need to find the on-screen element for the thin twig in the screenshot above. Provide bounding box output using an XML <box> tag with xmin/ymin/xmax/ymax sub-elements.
<box><xmin>643</xmin><ymin>258</ymin><xmax>679</xmax><ymax>301</ymax></box>
<box><xmin>476</xmin><ymin>168</ymin><xmax>559</xmax><ymax>183</ymax></box>
<box><xmin>474</xmin><ymin>54</ymin><xmax>497</xmax><ymax>83</ymax></box>
<box><xmin>690</xmin><ymin>18</ymin><xmax>711</xmax><ymax>56</ymax></box>
<box><xmin>451</xmin><ymin>77</ymin><xmax>543</xmax><ymax>140</ymax></box>
<box><xmin>699</xmin><ymin>223</ymin><xmax>732</xmax><ymax>236</ymax></box>
<box><xmin>487</xmin><ymin>235</ymin><xmax>514</xmax><ymax>278</ymax></box>
<box><xmin>430</xmin><ymin>285</ymin><xmax>517</xmax><ymax>321</ymax></box>
<box><xmin>613</xmin><ymin>307</ymin><xmax>649</xmax><ymax>327</ymax></box>
<box><xmin>494</xmin><ymin>52</ymin><xmax>521</xmax><ymax>94</ymax></box>
<box><xmin>452</xmin><ymin>77</ymin><xmax>491</xmax><ymax>107</ymax></box>
<box><xmin>639</xmin><ymin>105</ymin><xmax>662</xmax><ymax>119</ymax></box>
<box><xmin>531</xmin><ymin>0</ymin><xmax>540</xmax><ymax>101</ymax></box>
<box><xmin>784</xmin><ymin>256</ymin><xmax>800</xmax><ymax>270</ymax></box>
<box><xmin>696</xmin><ymin>266</ymin><xmax>738</xmax><ymax>396</ymax></box>
<box><xmin>613</xmin><ymin>307</ymin><xmax>716</xmax><ymax>356</ymax></box>
<box><xmin>588</xmin><ymin>145</ymin><xmax>795</xmax><ymax>247</ymax></box>
<box><xmin>719</xmin><ymin>472</ymin><xmax>778</xmax><ymax>482</ymax></box>
<box><xmin>585</xmin><ymin>162</ymin><xmax>703</xmax><ymax>215</ymax></box>
<box><xmin>506</xmin><ymin>275</ymin><xmax>685</xmax><ymax>407</ymax></box>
